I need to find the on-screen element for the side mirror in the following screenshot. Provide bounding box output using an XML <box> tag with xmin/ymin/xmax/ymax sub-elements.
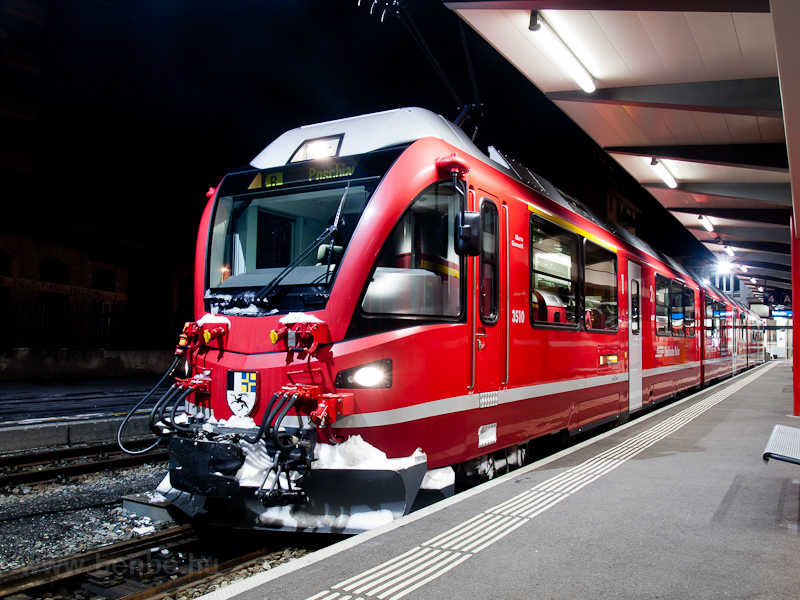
<box><xmin>455</xmin><ymin>211</ymin><xmax>481</xmax><ymax>256</ymax></box>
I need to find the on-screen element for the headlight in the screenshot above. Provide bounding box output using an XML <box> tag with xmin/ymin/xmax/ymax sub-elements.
<box><xmin>335</xmin><ymin>359</ymin><xmax>392</xmax><ymax>389</ymax></box>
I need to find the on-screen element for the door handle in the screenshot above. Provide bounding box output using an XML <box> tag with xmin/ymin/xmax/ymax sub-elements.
<box><xmin>475</xmin><ymin>332</ymin><xmax>487</xmax><ymax>351</ymax></box>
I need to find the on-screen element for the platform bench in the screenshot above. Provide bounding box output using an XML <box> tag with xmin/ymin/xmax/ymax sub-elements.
<box><xmin>762</xmin><ymin>424</ymin><xmax>800</xmax><ymax>466</ymax></box>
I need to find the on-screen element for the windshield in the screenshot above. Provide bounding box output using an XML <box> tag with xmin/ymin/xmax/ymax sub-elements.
<box><xmin>206</xmin><ymin>180</ymin><xmax>376</xmax><ymax>315</ymax></box>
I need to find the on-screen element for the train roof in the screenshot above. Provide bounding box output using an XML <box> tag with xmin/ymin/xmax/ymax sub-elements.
<box><xmin>249</xmin><ymin>108</ymin><xmax>750</xmax><ymax>311</ymax></box>
<box><xmin>250</xmin><ymin>107</ymin><xmax>506</xmax><ymax>173</ymax></box>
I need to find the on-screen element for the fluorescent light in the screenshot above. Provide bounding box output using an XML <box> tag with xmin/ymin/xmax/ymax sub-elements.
<box><xmin>718</xmin><ymin>261</ymin><xmax>732</xmax><ymax>274</ymax></box>
<box><xmin>750</xmin><ymin>277</ymin><xmax>757</xmax><ymax>284</ymax></box>
<box><xmin>740</xmin><ymin>265</ymin><xmax>748</xmax><ymax>273</ymax></box>
<box><xmin>724</xmin><ymin>245</ymin><xmax>734</xmax><ymax>257</ymax></box>
<box><xmin>650</xmin><ymin>158</ymin><xmax>677</xmax><ymax>189</ymax></box>
<box><xmin>529</xmin><ymin>12</ymin><xmax>595</xmax><ymax>93</ymax></box>
<box><xmin>698</xmin><ymin>215</ymin><xmax>714</xmax><ymax>232</ymax></box>
<box><xmin>758</xmin><ymin>286</ymin><xmax>764</xmax><ymax>292</ymax></box>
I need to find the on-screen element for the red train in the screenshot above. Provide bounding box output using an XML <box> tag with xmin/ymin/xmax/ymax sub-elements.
<box><xmin>151</xmin><ymin>107</ymin><xmax>765</xmax><ymax>533</ymax></box>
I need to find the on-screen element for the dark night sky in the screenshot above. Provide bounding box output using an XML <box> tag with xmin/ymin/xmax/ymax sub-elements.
<box><xmin>16</xmin><ymin>0</ymin><xmax>706</xmax><ymax>268</ymax></box>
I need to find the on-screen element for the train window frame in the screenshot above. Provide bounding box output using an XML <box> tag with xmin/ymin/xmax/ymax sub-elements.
<box><xmin>479</xmin><ymin>199</ymin><xmax>499</xmax><ymax>326</ymax></box>
<box><xmin>704</xmin><ymin>294</ymin><xmax>715</xmax><ymax>339</ymax></box>
<box><xmin>684</xmin><ymin>286</ymin><xmax>696</xmax><ymax>338</ymax></box>
<box><xmin>359</xmin><ymin>180</ymin><xmax>465</xmax><ymax>320</ymax></box>
<box><xmin>630</xmin><ymin>279</ymin><xmax>640</xmax><ymax>335</ymax></box>
<box><xmin>718</xmin><ymin>300</ymin><xmax>728</xmax><ymax>354</ymax></box>
<box><xmin>529</xmin><ymin>215</ymin><xmax>580</xmax><ymax>329</ymax></box>
<box><xmin>655</xmin><ymin>274</ymin><xmax>670</xmax><ymax>336</ymax></box>
<box><xmin>670</xmin><ymin>280</ymin><xmax>685</xmax><ymax>337</ymax></box>
<box><xmin>583</xmin><ymin>239</ymin><xmax>618</xmax><ymax>333</ymax></box>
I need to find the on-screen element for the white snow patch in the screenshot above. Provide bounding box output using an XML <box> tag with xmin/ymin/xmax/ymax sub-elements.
<box><xmin>226</xmin><ymin>305</ymin><xmax>263</xmax><ymax>315</ymax></box>
<box><xmin>145</xmin><ymin>491</ymin><xmax>168</xmax><ymax>503</ymax></box>
<box><xmin>279</xmin><ymin>312</ymin><xmax>324</xmax><ymax>325</ymax></box>
<box><xmin>236</xmin><ymin>440</ymin><xmax>275</xmax><ymax>488</ymax></box>
<box><xmin>420</xmin><ymin>466</ymin><xmax>455</xmax><ymax>490</ymax></box>
<box><xmin>197</xmin><ymin>313</ymin><xmax>232</xmax><ymax>327</ymax></box>
<box><xmin>313</xmin><ymin>435</ymin><xmax>425</xmax><ymax>471</ymax></box>
<box><xmin>132</xmin><ymin>525</ymin><xmax>156</xmax><ymax>536</ymax></box>
<box><xmin>156</xmin><ymin>473</ymin><xmax>173</xmax><ymax>494</ymax></box>
<box><xmin>220</xmin><ymin>415</ymin><xmax>258</xmax><ymax>429</ymax></box>
<box><xmin>257</xmin><ymin>505</ymin><xmax>394</xmax><ymax>532</ymax></box>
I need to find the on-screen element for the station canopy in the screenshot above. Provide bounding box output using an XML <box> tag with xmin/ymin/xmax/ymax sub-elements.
<box><xmin>445</xmin><ymin>0</ymin><xmax>799</xmax><ymax>306</ymax></box>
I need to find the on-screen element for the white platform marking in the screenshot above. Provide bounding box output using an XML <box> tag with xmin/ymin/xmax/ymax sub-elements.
<box><xmin>304</xmin><ymin>363</ymin><xmax>776</xmax><ymax>600</ymax></box>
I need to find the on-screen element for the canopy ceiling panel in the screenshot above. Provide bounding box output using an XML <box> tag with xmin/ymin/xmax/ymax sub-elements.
<box><xmin>446</xmin><ymin>1</ymin><xmax>796</xmax><ymax>305</ymax></box>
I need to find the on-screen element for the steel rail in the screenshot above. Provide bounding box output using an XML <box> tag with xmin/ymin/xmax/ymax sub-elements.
<box><xmin>0</xmin><ymin>448</ymin><xmax>168</xmax><ymax>487</ymax></box>
<box><xmin>0</xmin><ymin>524</ymin><xmax>197</xmax><ymax>597</ymax></box>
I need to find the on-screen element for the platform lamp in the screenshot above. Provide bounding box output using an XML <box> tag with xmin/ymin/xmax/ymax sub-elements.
<box><xmin>698</xmin><ymin>215</ymin><xmax>714</xmax><ymax>232</ymax></box>
<box><xmin>529</xmin><ymin>11</ymin><xmax>596</xmax><ymax>93</ymax></box>
<box><xmin>650</xmin><ymin>158</ymin><xmax>677</xmax><ymax>189</ymax></box>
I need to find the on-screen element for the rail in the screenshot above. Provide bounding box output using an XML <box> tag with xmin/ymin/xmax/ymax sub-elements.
<box><xmin>0</xmin><ymin>525</ymin><xmax>197</xmax><ymax>598</ymax></box>
<box><xmin>0</xmin><ymin>441</ymin><xmax>168</xmax><ymax>487</ymax></box>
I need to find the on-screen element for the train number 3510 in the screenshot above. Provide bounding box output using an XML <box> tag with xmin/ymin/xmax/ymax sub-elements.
<box><xmin>511</xmin><ymin>309</ymin><xmax>526</xmax><ymax>324</ymax></box>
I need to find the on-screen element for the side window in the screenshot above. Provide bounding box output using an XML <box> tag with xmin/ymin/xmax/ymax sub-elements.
<box><xmin>684</xmin><ymin>287</ymin><xmax>696</xmax><ymax>337</ymax></box>
<box><xmin>584</xmin><ymin>241</ymin><xmax>617</xmax><ymax>331</ymax></box>
<box><xmin>362</xmin><ymin>181</ymin><xmax>462</xmax><ymax>317</ymax></box>
<box><xmin>655</xmin><ymin>275</ymin><xmax>670</xmax><ymax>336</ymax></box>
<box><xmin>530</xmin><ymin>216</ymin><xmax>579</xmax><ymax>326</ymax></box>
<box><xmin>719</xmin><ymin>301</ymin><xmax>728</xmax><ymax>353</ymax></box>
<box><xmin>630</xmin><ymin>279</ymin><xmax>640</xmax><ymax>335</ymax></box>
<box><xmin>670</xmin><ymin>281</ymin><xmax>684</xmax><ymax>337</ymax></box>
<box><xmin>705</xmin><ymin>295</ymin><xmax>714</xmax><ymax>339</ymax></box>
<box><xmin>479</xmin><ymin>200</ymin><xmax>499</xmax><ymax>325</ymax></box>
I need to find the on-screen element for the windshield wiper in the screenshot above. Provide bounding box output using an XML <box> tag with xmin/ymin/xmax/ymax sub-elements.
<box><xmin>252</xmin><ymin>184</ymin><xmax>350</xmax><ymax>306</ymax></box>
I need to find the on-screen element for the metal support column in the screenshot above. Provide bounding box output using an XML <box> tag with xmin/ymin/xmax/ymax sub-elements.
<box><xmin>792</xmin><ymin>216</ymin><xmax>800</xmax><ymax>416</ymax></box>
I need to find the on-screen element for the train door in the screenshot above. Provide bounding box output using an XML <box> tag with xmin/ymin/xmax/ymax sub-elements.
<box><xmin>471</xmin><ymin>195</ymin><xmax>505</xmax><ymax>404</ymax></box>
<box><xmin>732</xmin><ymin>308</ymin><xmax>738</xmax><ymax>373</ymax></box>
<box><xmin>628</xmin><ymin>260</ymin><xmax>643</xmax><ymax>411</ymax></box>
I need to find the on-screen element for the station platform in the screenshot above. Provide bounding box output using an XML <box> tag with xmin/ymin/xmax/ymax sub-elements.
<box><xmin>0</xmin><ymin>376</ymin><xmax>161</xmax><ymax>453</ymax></box>
<box><xmin>200</xmin><ymin>360</ymin><xmax>799</xmax><ymax>600</ymax></box>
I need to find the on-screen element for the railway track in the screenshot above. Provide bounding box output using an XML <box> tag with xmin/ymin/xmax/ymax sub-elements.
<box><xmin>0</xmin><ymin>525</ymin><xmax>197</xmax><ymax>598</ymax></box>
<box><xmin>0</xmin><ymin>442</ymin><xmax>168</xmax><ymax>488</ymax></box>
<box><xmin>0</xmin><ymin>524</ymin><xmax>327</xmax><ymax>600</ymax></box>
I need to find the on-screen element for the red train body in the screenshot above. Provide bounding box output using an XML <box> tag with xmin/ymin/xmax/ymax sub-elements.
<box><xmin>159</xmin><ymin>108</ymin><xmax>765</xmax><ymax>532</ymax></box>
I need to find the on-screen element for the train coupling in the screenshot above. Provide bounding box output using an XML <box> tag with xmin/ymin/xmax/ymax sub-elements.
<box><xmin>255</xmin><ymin>451</ymin><xmax>311</xmax><ymax>506</ymax></box>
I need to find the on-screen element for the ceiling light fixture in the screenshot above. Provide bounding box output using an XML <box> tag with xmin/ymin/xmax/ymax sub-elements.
<box><xmin>529</xmin><ymin>11</ymin><xmax>596</xmax><ymax>93</ymax></box>
<box><xmin>650</xmin><ymin>158</ymin><xmax>677</xmax><ymax>189</ymax></box>
<box><xmin>740</xmin><ymin>265</ymin><xmax>748</xmax><ymax>273</ymax></box>
<box><xmin>724</xmin><ymin>245</ymin><xmax>734</xmax><ymax>257</ymax></box>
<box><xmin>750</xmin><ymin>277</ymin><xmax>757</xmax><ymax>284</ymax></box>
<box><xmin>697</xmin><ymin>215</ymin><xmax>714</xmax><ymax>232</ymax></box>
